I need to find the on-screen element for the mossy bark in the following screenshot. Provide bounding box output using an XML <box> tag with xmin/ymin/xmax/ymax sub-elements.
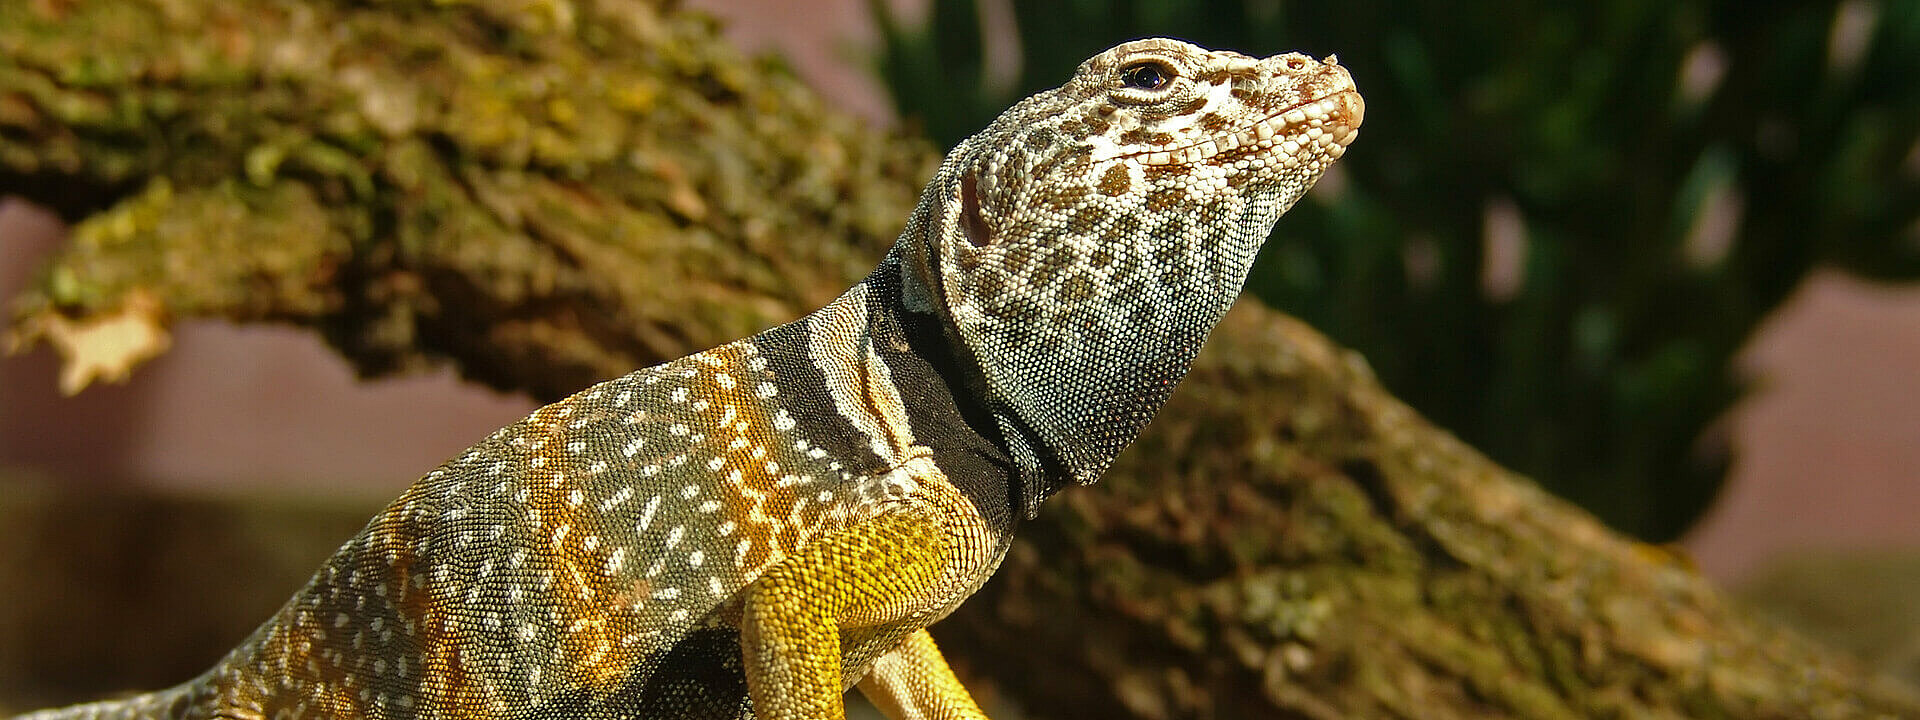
<box><xmin>2</xmin><ymin>0</ymin><xmax>1914</xmax><ymax>717</ymax></box>
<box><xmin>2</xmin><ymin>0</ymin><xmax>928</xmax><ymax>398</ymax></box>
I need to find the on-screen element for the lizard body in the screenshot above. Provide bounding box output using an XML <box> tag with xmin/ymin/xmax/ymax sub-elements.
<box><xmin>18</xmin><ymin>38</ymin><xmax>1362</xmax><ymax>720</ymax></box>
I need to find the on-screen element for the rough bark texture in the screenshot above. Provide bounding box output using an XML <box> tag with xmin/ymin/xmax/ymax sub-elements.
<box><xmin>2</xmin><ymin>0</ymin><xmax>1915</xmax><ymax>717</ymax></box>
<box><xmin>1</xmin><ymin>0</ymin><xmax>929</xmax><ymax>398</ymax></box>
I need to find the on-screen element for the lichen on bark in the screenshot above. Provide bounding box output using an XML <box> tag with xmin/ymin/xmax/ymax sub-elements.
<box><xmin>2</xmin><ymin>0</ymin><xmax>929</xmax><ymax>399</ymax></box>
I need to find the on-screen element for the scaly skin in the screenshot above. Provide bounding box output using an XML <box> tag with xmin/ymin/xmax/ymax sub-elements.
<box><xmin>18</xmin><ymin>38</ymin><xmax>1362</xmax><ymax>720</ymax></box>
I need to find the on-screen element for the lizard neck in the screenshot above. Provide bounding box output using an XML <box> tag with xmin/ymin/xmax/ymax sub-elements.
<box><xmin>748</xmin><ymin>255</ymin><xmax>1022</xmax><ymax>539</ymax></box>
<box><xmin>903</xmin><ymin>165</ymin><xmax>1289</xmax><ymax>518</ymax></box>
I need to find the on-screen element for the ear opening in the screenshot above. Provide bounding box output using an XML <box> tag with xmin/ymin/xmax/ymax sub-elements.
<box><xmin>960</xmin><ymin>171</ymin><xmax>992</xmax><ymax>248</ymax></box>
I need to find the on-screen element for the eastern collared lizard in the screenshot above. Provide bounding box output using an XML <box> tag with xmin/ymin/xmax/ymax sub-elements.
<box><xmin>17</xmin><ymin>37</ymin><xmax>1363</xmax><ymax>720</ymax></box>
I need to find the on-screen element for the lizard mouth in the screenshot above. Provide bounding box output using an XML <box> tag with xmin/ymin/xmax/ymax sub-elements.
<box><xmin>1132</xmin><ymin>89</ymin><xmax>1365</xmax><ymax>167</ymax></box>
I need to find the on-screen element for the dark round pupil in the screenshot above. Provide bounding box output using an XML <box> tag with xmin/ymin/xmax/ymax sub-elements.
<box><xmin>1121</xmin><ymin>63</ymin><xmax>1169</xmax><ymax>90</ymax></box>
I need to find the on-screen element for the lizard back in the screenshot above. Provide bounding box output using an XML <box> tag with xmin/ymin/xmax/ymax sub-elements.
<box><xmin>183</xmin><ymin>261</ymin><xmax>1016</xmax><ymax>719</ymax></box>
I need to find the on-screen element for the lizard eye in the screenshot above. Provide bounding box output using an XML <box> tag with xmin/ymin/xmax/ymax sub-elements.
<box><xmin>1118</xmin><ymin>60</ymin><xmax>1174</xmax><ymax>91</ymax></box>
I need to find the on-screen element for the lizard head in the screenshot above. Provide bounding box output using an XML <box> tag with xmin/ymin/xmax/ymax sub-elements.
<box><xmin>897</xmin><ymin>38</ymin><xmax>1363</xmax><ymax>518</ymax></box>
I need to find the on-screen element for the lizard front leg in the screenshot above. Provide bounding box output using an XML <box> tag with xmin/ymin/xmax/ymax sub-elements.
<box><xmin>856</xmin><ymin>629</ymin><xmax>987</xmax><ymax>720</ymax></box>
<box><xmin>738</xmin><ymin>498</ymin><xmax>989</xmax><ymax>720</ymax></box>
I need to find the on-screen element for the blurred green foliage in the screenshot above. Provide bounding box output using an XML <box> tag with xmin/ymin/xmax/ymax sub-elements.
<box><xmin>869</xmin><ymin>0</ymin><xmax>1920</xmax><ymax>540</ymax></box>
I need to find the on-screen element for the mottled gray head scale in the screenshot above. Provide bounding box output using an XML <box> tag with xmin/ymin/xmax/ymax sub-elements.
<box><xmin>899</xmin><ymin>38</ymin><xmax>1364</xmax><ymax>517</ymax></box>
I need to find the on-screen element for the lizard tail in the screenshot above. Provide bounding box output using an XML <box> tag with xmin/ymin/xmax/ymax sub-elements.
<box><xmin>11</xmin><ymin>682</ymin><xmax>210</xmax><ymax>720</ymax></box>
